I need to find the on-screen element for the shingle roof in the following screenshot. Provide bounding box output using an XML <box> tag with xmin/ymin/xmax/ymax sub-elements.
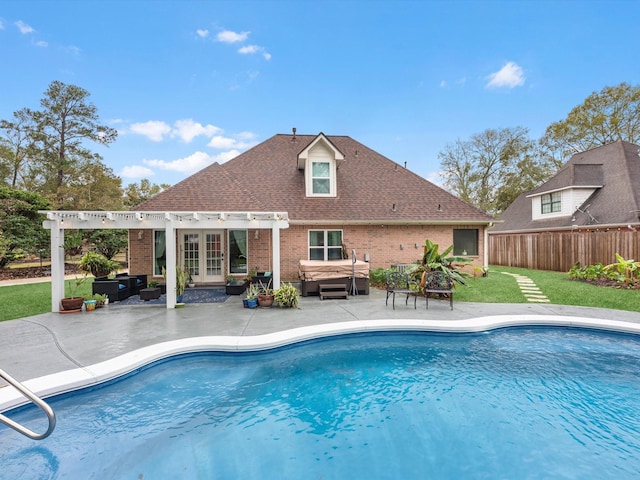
<box><xmin>492</xmin><ymin>140</ymin><xmax>640</xmax><ymax>233</ymax></box>
<box><xmin>136</xmin><ymin>133</ymin><xmax>493</xmax><ymax>224</ymax></box>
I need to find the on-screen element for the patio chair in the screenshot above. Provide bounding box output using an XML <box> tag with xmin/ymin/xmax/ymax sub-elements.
<box><xmin>385</xmin><ymin>271</ymin><xmax>418</xmax><ymax>309</ymax></box>
<box><xmin>423</xmin><ymin>270</ymin><xmax>454</xmax><ymax>310</ymax></box>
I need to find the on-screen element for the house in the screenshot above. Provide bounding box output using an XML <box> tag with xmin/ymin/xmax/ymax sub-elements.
<box><xmin>130</xmin><ymin>132</ymin><xmax>493</xmax><ymax>281</ymax></box>
<box><xmin>489</xmin><ymin>140</ymin><xmax>640</xmax><ymax>271</ymax></box>
<box><xmin>42</xmin><ymin>132</ymin><xmax>494</xmax><ymax>310</ymax></box>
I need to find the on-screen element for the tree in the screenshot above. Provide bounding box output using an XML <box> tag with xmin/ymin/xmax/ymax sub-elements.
<box><xmin>87</xmin><ymin>229</ymin><xmax>128</xmax><ymax>260</ymax></box>
<box><xmin>439</xmin><ymin>127</ymin><xmax>540</xmax><ymax>215</ymax></box>
<box><xmin>0</xmin><ymin>109</ymin><xmax>34</xmax><ymax>188</ymax></box>
<box><xmin>540</xmin><ymin>82</ymin><xmax>640</xmax><ymax>164</ymax></box>
<box><xmin>123</xmin><ymin>179</ymin><xmax>170</xmax><ymax>208</ymax></box>
<box><xmin>25</xmin><ymin>80</ymin><xmax>118</xmax><ymax>209</ymax></box>
<box><xmin>0</xmin><ymin>187</ymin><xmax>50</xmax><ymax>268</ymax></box>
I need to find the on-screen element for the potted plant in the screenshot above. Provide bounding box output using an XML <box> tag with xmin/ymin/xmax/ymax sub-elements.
<box><xmin>79</xmin><ymin>251</ymin><xmax>121</xmax><ymax>278</ymax></box>
<box><xmin>93</xmin><ymin>293</ymin><xmax>108</xmax><ymax>307</ymax></box>
<box><xmin>257</xmin><ymin>280</ymin><xmax>274</xmax><ymax>307</ymax></box>
<box><xmin>244</xmin><ymin>283</ymin><xmax>260</xmax><ymax>309</ymax></box>
<box><xmin>162</xmin><ymin>266</ymin><xmax>189</xmax><ymax>303</ymax></box>
<box><xmin>61</xmin><ymin>275</ymin><xmax>88</xmax><ymax>312</ymax></box>
<box><xmin>83</xmin><ymin>294</ymin><xmax>97</xmax><ymax>312</ymax></box>
<box><xmin>274</xmin><ymin>282</ymin><xmax>299</xmax><ymax>308</ymax></box>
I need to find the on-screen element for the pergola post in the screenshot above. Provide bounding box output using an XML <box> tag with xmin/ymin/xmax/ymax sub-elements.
<box><xmin>272</xmin><ymin>224</ymin><xmax>281</xmax><ymax>289</ymax></box>
<box><xmin>165</xmin><ymin>217</ymin><xmax>177</xmax><ymax>308</ymax></box>
<box><xmin>47</xmin><ymin>220</ymin><xmax>65</xmax><ymax>312</ymax></box>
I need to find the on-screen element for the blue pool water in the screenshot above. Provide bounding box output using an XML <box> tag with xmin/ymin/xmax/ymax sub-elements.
<box><xmin>3</xmin><ymin>328</ymin><xmax>640</xmax><ymax>479</ymax></box>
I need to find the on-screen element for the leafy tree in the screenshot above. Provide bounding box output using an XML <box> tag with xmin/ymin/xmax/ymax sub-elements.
<box><xmin>439</xmin><ymin>127</ymin><xmax>539</xmax><ymax>215</ymax></box>
<box><xmin>123</xmin><ymin>179</ymin><xmax>170</xmax><ymax>208</ymax></box>
<box><xmin>540</xmin><ymin>82</ymin><xmax>640</xmax><ymax>164</ymax></box>
<box><xmin>0</xmin><ymin>187</ymin><xmax>50</xmax><ymax>268</ymax></box>
<box><xmin>71</xmin><ymin>161</ymin><xmax>123</xmax><ymax>210</ymax></box>
<box><xmin>87</xmin><ymin>229</ymin><xmax>128</xmax><ymax>260</ymax></box>
<box><xmin>0</xmin><ymin>109</ymin><xmax>34</xmax><ymax>188</ymax></box>
<box><xmin>25</xmin><ymin>80</ymin><xmax>118</xmax><ymax>209</ymax></box>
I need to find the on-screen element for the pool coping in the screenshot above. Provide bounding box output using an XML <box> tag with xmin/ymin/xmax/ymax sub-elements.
<box><xmin>3</xmin><ymin>314</ymin><xmax>640</xmax><ymax>412</ymax></box>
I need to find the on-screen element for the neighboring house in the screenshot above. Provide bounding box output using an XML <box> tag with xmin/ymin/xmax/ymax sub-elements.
<box><xmin>489</xmin><ymin>140</ymin><xmax>640</xmax><ymax>271</ymax></box>
<box><xmin>129</xmin><ymin>132</ymin><xmax>494</xmax><ymax>284</ymax></box>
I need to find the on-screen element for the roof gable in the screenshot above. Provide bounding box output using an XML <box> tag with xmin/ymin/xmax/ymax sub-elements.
<box><xmin>296</xmin><ymin>132</ymin><xmax>345</xmax><ymax>170</ymax></box>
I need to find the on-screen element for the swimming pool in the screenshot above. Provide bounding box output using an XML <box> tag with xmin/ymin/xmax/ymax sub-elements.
<box><xmin>2</xmin><ymin>327</ymin><xmax>640</xmax><ymax>479</ymax></box>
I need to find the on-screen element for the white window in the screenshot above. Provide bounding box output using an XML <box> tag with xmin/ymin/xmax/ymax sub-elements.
<box><xmin>541</xmin><ymin>192</ymin><xmax>561</xmax><ymax>214</ymax></box>
<box><xmin>309</xmin><ymin>230</ymin><xmax>343</xmax><ymax>260</ymax></box>
<box><xmin>312</xmin><ymin>162</ymin><xmax>331</xmax><ymax>194</ymax></box>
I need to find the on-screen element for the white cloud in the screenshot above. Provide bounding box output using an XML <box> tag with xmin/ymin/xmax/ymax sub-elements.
<box><xmin>172</xmin><ymin>119</ymin><xmax>221</xmax><ymax>143</ymax></box>
<box><xmin>439</xmin><ymin>80</ymin><xmax>447</xmax><ymax>88</ymax></box>
<box><xmin>214</xmin><ymin>149</ymin><xmax>241</xmax><ymax>163</ymax></box>
<box><xmin>143</xmin><ymin>151</ymin><xmax>215</xmax><ymax>175</ymax></box>
<box><xmin>426</xmin><ymin>170</ymin><xmax>445</xmax><ymax>187</ymax></box>
<box><xmin>0</xmin><ymin>20</ymin><xmax>5</xmax><ymax>30</ymax></box>
<box><xmin>238</xmin><ymin>45</ymin><xmax>259</xmax><ymax>55</ymax></box>
<box><xmin>207</xmin><ymin>136</ymin><xmax>237</xmax><ymax>149</ymax></box>
<box><xmin>35</xmin><ymin>40</ymin><xmax>48</xmax><ymax>47</ymax></box>
<box><xmin>143</xmin><ymin>149</ymin><xmax>242</xmax><ymax>175</ymax></box>
<box><xmin>486</xmin><ymin>61</ymin><xmax>525</xmax><ymax>89</ymax></box>
<box><xmin>15</xmin><ymin>20</ymin><xmax>34</xmax><ymax>34</ymax></box>
<box><xmin>130</xmin><ymin>121</ymin><xmax>172</xmax><ymax>142</ymax></box>
<box><xmin>207</xmin><ymin>134</ymin><xmax>257</xmax><ymax>150</ymax></box>
<box><xmin>121</xmin><ymin>165</ymin><xmax>155</xmax><ymax>178</ymax></box>
<box><xmin>196</xmin><ymin>29</ymin><xmax>209</xmax><ymax>38</ymax></box>
<box><xmin>238</xmin><ymin>44</ymin><xmax>271</xmax><ymax>60</ymax></box>
<box><xmin>217</xmin><ymin>30</ymin><xmax>249</xmax><ymax>43</ymax></box>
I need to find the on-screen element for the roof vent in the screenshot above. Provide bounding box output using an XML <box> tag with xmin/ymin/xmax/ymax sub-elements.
<box><xmin>292</xmin><ymin>127</ymin><xmax>297</xmax><ymax>141</ymax></box>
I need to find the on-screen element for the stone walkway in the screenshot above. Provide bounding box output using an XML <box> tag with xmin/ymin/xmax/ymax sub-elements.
<box><xmin>500</xmin><ymin>272</ymin><xmax>550</xmax><ymax>303</ymax></box>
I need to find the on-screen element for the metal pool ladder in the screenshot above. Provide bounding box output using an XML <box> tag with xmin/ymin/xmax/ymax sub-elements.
<box><xmin>0</xmin><ymin>368</ymin><xmax>56</xmax><ymax>440</ymax></box>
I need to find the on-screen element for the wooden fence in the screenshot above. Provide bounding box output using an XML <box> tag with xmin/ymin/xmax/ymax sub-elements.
<box><xmin>488</xmin><ymin>229</ymin><xmax>640</xmax><ymax>272</ymax></box>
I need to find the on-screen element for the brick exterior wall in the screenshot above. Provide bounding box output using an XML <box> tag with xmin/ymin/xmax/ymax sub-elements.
<box><xmin>129</xmin><ymin>224</ymin><xmax>485</xmax><ymax>283</ymax></box>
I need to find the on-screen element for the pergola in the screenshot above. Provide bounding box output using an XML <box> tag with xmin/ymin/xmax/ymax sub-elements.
<box><xmin>40</xmin><ymin>211</ymin><xmax>290</xmax><ymax>311</ymax></box>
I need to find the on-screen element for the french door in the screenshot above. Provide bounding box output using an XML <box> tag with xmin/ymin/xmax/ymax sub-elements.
<box><xmin>180</xmin><ymin>230</ymin><xmax>224</xmax><ymax>283</ymax></box>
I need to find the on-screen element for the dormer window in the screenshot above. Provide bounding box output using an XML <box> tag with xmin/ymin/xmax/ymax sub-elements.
<box><xmin>312</xmin><ymin>161</ymin><xmax>331</xmax><ymax>194</ymax></box>
<box><xmin>297</xmin><ymin>133</ymin><xmax>345</xmax><ymax>198</ymax></box>
<box><xmin>541</xmin><ymin>192</ymin><xmax>561</xmax><ymax>214</ymax></box>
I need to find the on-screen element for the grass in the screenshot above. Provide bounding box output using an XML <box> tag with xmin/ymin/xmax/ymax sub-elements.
<box><xmin>1</xmin><ymin>265</ymin><xmax>639</xmax><ymax>322</ymax></box>
<box><xmin>0</xmin><ymin>278</ymin><xmax>94</xmax><ymax>322</ymax></box>
<box><xmin>456</xmin><ymin>265</ymin><xmax>640</xmax><ymax>312</ymax></box>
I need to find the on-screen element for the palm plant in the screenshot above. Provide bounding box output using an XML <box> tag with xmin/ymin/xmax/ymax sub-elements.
<box><xmin>408</xmin><ymin>239</ymin><xmax>471</xmax><ymax>287</ymax></box>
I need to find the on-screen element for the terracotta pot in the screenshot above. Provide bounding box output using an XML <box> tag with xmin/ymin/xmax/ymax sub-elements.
<box><xmin>257</xmin><ymin>293</ymin><xmax>274</xmax><ymax>308</ymax></box>
<box><xmin>61</xmin><ymin>297</ymin><xmax>84</xmax><ymax>311</ymax></box>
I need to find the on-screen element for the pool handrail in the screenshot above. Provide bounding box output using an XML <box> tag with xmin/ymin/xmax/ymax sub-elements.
<box><xmin>0</xmin><ymin>368</ymin><xmax>56</xmax><ymax>440</ymax></box>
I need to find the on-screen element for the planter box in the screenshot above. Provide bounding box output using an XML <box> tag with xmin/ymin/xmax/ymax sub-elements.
<box><xmin>226</xmin><ymin>280</ymin><xmax>249</xmax><ymax>295</ymax></box>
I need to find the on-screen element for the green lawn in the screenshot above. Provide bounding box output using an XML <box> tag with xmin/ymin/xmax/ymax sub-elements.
<box><xmin>1</xmin><ymin>278</ymin><xmax>94</xmax><ymax>322</ymax></box>
<box><xmin>1</xmin><ymin>266</ymin><xmax>639</xmax><ymax>322</ymax></box>
<box><xmin>456</xmin><ymin>265</ymin><xmax>640</xmax><ymax>312</ymax></box>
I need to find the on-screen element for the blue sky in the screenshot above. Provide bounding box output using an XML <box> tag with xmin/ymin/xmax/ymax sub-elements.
<box><xmin>1</xmin><ymin>0</ymin><xmax>639</xmax><ymax>187</ymax></box>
